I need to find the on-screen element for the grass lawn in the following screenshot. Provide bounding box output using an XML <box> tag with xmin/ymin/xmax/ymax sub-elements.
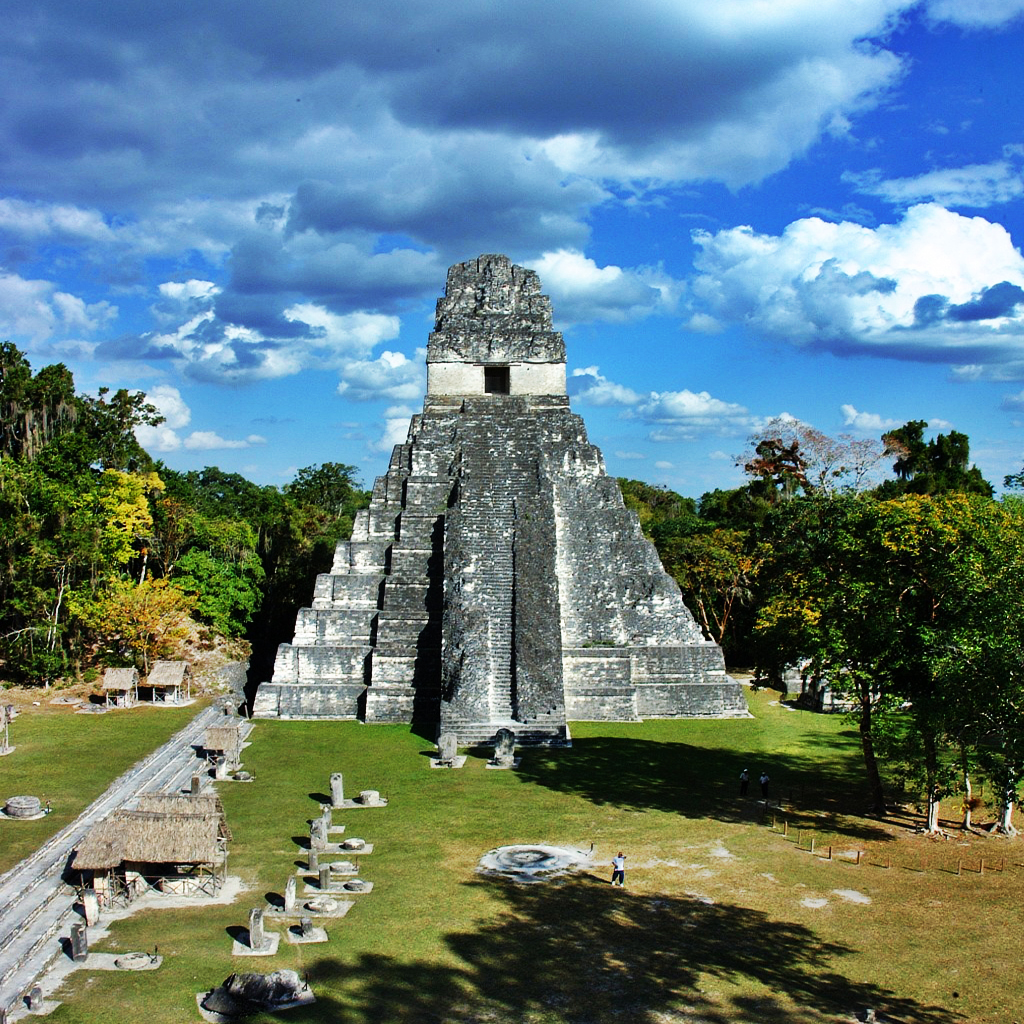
<box><xmin>42</xmin><ymin>689</ymin><xmax>1024</xmax><ymax>1023</ymax></box>
<box><xmin>0</xmin><ymin>696</ymin><xmax>210</xmax><ymax>874</ymax></box>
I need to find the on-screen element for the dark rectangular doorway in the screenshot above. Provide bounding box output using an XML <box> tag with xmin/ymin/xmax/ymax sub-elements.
<box><xmin>484</xmin><ymin>365</ymin><xmax>511</xmax><ymax>394</ymax></box>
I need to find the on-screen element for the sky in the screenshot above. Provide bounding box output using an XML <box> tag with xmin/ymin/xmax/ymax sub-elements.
<box><xmin>3</xmin><ymin>0</ymin><xmax>1024</xmax><ymax>499</ymax></box>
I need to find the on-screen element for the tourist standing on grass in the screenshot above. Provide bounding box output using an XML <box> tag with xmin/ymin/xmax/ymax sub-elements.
<box><xmin>739</xmin><ymin>769</ymin><xmax>750</xmax><ymax>796</ymax></box>
<box><xmin>611</xmin><ymin>851</ymin><xmax>626</xmax><ymax>887</ymax></box>
<box><xmin>760</xmin><ymin>771</ymin><xmax>770</xmax><ymax>798</ymax></box>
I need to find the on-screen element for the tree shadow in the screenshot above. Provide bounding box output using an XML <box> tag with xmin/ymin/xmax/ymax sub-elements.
<box><xmin>514</xmin><ymin>737</ymin><xmax>892</xmax><ymax>842</ymax></box>
<box><xmin>280</xmin><ymin>876</ymin><xmax>958</xmax><ymax>1024</ymax></box>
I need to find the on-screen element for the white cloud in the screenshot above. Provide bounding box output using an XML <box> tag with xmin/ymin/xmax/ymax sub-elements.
<box><xmin>184</xmin><ymin>431</ymin><xmax>267</xmax><ymax>451</ymax></box>
<box><xmin>637</xmin><ymin>389</ymin><xmax>753</xmax><ymax>441</ymax></box>
<box><xmin>1001</xmin><ymin>390</ymin><xmax>1024</xmax><ymax>411</ymax></box>
<box><xmin>690</xmin><ymin>204</ymin><xmax>1024</xmax><ymax>377</ymax></box>
<box><xmin>844</xmin><ymin>147</ymin><xmax>1024</xmax><ymax>208</ymax></box>
<box><xmin>569</xmin><ymin>366</ymin><xmax>642</xmax><ymax>407</ymax></box>
<box><xmin>337</xmin><ymin>349</ymin><xmax>426</xmax><ymax>402</ymax></box>
<box><xmin>0</xmin><ymin>198</ymin><xmax>114</xmax><ymax>242</ymax></box>
<box><xmin>527</xmin><ymin>251</ymin><xmax>682</xmax><ymax>325</ymax></box>
<box><xmin>135</xmin><ymin>385</ymin><xmax>266</xmax><ymax>452</ymax></box>
<box><xmin>283</xmin><ymin>305</ymin><xmax>401</xmax><ymax>357</ymax></box>
<box><xmin>370</xmin><ymin>406</ymin><xmax>415</xmax><ymax>453</ymax></box>
<box><xmin>926</xmin><ymin>0</ymin><xmax>1024</xmax><ymax>28</ymax></box>
<box><xmin>0</xmin><ymin>272</ymin><xmax>116</xmax><ymax>344</ymax></box>
<box><xmin>840</xmin><ymin>404</ymin><xmax>903</xmax><ymax>432</ymax></box>
<box><xmin>654</xmin><ymin>460</ymin><xmax>674</xmax><ymax>470</ymax></box>
<box><xmin>159</xmin><ymin>280</ymin><xmax>220</xmax><ymax>303</ymax></box>
<box><xmin>615</xmin><ymin>451</ymin><xmax>647</xmax><ymax>460</ymax></box>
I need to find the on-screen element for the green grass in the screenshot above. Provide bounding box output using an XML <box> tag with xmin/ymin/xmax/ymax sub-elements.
<box><xmin>35</xmin><ymin>691</ymin><xmax>1024</xmax><ymax>1023</ymax></box>
<box><xmin>0</xmin><ymin>698</ymin><xmax>210</xmax><ymax>874</ymax></box>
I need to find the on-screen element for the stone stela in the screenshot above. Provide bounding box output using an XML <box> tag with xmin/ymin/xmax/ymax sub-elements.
<box><xmin>253</xmin><ymin>254</ymin><xmax>748</xmax><ymax>744</ymax></box>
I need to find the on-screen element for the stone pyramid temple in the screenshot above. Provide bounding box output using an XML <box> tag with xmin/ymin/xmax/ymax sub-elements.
<box><xmin>252</xmin><ymin>255</ymin><xmax>747</xmax><ymax>741</ymax></box>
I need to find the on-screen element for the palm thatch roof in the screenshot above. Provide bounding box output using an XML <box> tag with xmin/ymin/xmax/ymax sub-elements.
<box><xmin>147</xmin><ymin>661</ymin><xmax>191</xmax><ymax>687</ymax></box>
<box><xmin>205</xmin><ymin>724</ymin><xmax>243</xmax><ymax>752</ymax></box>
<box><xmin>135</xmin><ymin>792</ymin><xmax>232</xmax><ymax>841</ymax></box>
<box><xmin>74</xmin><ymin>809</ymin><xmax>221</xmax><ymax>870</ymax></box>
<box><xmin>102</xmin><ymin>667</ymin><xmax>139</xmax><ymax>691</ymax></box>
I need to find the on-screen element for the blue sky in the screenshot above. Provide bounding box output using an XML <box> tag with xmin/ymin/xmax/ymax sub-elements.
<box><xmin>3</xmin><ymin>0</ymin><xmax>1024</xmax><ymax>497</ymax></box>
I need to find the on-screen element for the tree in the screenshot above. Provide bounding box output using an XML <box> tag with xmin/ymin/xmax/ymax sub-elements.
<box><xmin>877</xmin><ymin>421</ymin><xmax>992</xmax><ymax>497</ymax></box>
<box><xmin>753</xmin><ymin>495</ymin><xmax>897</xmax><ymax>813</ymax></box>
<box><xmin>661</xmin><ymin>529</ymin><xmax>766</xmax><ymax>650</ymax></box>
<box><xmin>74</xmin><ymin>578</ymin><xmax>196</xmax><ymax>674</ymax></box>
<box><xmin>742</xmin><ymin>417</ymin><xmax>902</xmax><ymax>497</ymax></box>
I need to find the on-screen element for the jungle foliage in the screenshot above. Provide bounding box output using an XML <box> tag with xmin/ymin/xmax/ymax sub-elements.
<box><xmin>624</xmin><ymin>420</ymin><xmax>1024</xmax><ymax>828</ymax></box>
<box><xmin>0</xmin><ymin>344</ymin><xmax>369</xmax><ymax>685</ymax></box>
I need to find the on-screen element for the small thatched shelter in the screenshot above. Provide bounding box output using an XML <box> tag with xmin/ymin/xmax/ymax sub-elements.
<box><xmin>146</xmin><ymin>660</ymin><xmax>192</xmax><ymax>703</ymax></box>
<box><xmin>135</xmin><ymin>792</ymin><xmax>233</xmax><ymax>841</ymax></box>
<box><xmin>204</xmin><ymin>723</ymin><xmax>244</xmax><ymax>767</ymax></box>
<box><xmin>102</xmin><ymin>667</ymin><xmax>139</xmax><ymax>708</ymax></box>
<box><xmin>73</xmin><ymin>802</ymin><xmax>227</xmax><ymax>905</ymax></box>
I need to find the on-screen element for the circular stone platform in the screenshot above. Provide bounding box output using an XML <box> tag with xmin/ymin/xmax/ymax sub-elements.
<box><xmin>477</xmin><ymin>845</ymin><xmax>592</xmax><ymax>883</ymax></box>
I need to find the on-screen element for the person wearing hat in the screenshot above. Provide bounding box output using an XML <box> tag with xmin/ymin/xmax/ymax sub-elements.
<box><xmin>739</xmin><ymin>769</ymin><xmax>750</xmax><ymax>796</ymax></box>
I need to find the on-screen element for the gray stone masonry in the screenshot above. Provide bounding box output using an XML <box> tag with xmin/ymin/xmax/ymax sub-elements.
<box><xmin>253</xmin><ymin>255</ymin><xmax>747</xmax><ymax>737</ymax></box>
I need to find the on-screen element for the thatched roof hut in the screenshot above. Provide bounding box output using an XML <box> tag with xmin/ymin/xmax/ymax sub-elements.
<box><xmin>135</xmin><ymin>793</ymin><xmax>232</xmax><ymax>841</ymax></box>
<box><xmin>102</xmin><ymin>667</ymin><xmax>139</xmax><ymax>707</ymax></box>
<box><xmin>146</xmin><ymin>661</ymin><xmax>192</xmax><ymax>702</ymax></box>
<box><xmin>73</xmin><ymin>809</ymin><xmax>220</xmax><ymax>871</ymax></box>
<box><xmin>204</xmin><ymin>723</ymin><xmax>243</xmax><ymax>761</ymax></box>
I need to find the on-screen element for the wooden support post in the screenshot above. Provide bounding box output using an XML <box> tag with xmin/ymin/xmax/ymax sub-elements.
<box><xmin>855</xmin><ymin>850</ymin><xmax>861</xmax><ymax>865</ymax></box>
<box><xmin>980</xmin><ymin>859</ymin><xmax>985</xmax><ymax>875</ymax></box>
<box><xmin>827</xmin><ymin>845</ymin><xmax>832</xmax><ymax>861</ymax></box>
<box><xmin>783</xmin><ymin>820</ymin><xmax>789</xmax><ymax>837</ymax></box>
<box><xmin>957</xmin><ymin>858</ymin><xmax>961</xmax><ymax>876</ymax></box>
<box><xmin>810</xmin><ymin>836</ymin><xmax>816</xmax><ymax>854</ymax></box>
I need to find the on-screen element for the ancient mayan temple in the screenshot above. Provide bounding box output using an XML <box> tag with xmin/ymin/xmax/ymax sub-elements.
<box><xmin>253</xmin><ymin>255</ymin><xmax>747</xmax><ymax>742</ymax></box>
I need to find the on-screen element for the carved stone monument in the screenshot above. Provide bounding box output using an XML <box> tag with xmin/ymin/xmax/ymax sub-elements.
<box><xmin>248</xmin><ymin>908</ymin><xmax>267</xmax><ymax>952</ymax></box>
<box><xmin>490</xmin><ymin>727</ymin><xmax>516</xmax><ymax>768</ymax></box>
<box><xmin>330</xmin><ymin>773</ymin><xmax>344</xmax><ymax>808</ymax></box>
<box><xmin>284</xmin><ymin>876</ymin><xmax>297</xmax><ymax>913</ymax></box>
<box><xmin>70</xmin><ymin>922</ymin><xmax>88</xmax><ymax>962</ymax></box>
<box><xmin>254</xmin><ymin>255</ymin><xmax>747</xmax><ymax>741</ymax></box>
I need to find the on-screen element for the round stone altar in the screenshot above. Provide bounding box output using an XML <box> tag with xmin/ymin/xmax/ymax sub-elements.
<box><xmin>4</xmin><ymin>795</ymin><xmax>42</xmax><ymax>819</ymax></box>
<box><xmin>477</xmin><ymin>844</ymin><xmax>592</xmax><ymax>883</ymax></box>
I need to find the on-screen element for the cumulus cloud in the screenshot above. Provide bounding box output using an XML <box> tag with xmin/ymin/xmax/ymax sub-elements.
<box><xmin>840</xmin><ymin>404</ymin><xmax>904</xmax><ymax>432</ymax></box>
<box><xmin>0</xmin><ymin>198</ymin><xmax>114</xmax><ymax>242</ymax></box>
<box><xmin>527</xmin><ymin>251</ymin><xmax>682</xmax><ymax>325</ymax></box>
<box><xmin>0</xmin><ymin>272</ymin><xmax>115</xmax><ymax>344</ymax></box>
<box><xmin>926</xmin><ymin>0</ymin><xmax>1024</xmax><ymax>28</ymax></box>
<box><xmin>337</xmin><ymin>349</ymin><xmax>427</xmax><ymax>402</ymax></box>
<box><xmin>108</xmin><ymin>280</ymin><xmax>403</xmax><ymax>384</ymax></box>
<box><xmin>690</xmin><ymin>204</ymin><xmax>1024</xmax><ymax>377</ymax></box>
<box><xmin>184</xmin><ymin>431</ymin><xmax>267</xmax><ymax>451</ymax></box>
<box><xmin>844</xmin><ymin>146</ymin><xmax>1024</xmax><ymax>208</ymax></box>
<box><xmin>636</xmin><ymin>389</ymin><xmax>753</xmax><ymax>442</ymax></box>
<box><xmin>134</xmin><ymin>384</ymin><xmax>266</xmax><ymax>452</ymax></box>
<box><xmin>370</xmin><ymin>406</ymin><xmax>415</xmax><ymax>453</ymax></box>
<box><xmin>568</xmin><ymin>366</ymin><xmax>642</xmax><ymax>407</ymax></box>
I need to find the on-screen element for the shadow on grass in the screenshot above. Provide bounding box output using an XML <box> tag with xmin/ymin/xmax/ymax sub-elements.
<box><xmin>287</xmin><ymin>876</ymin><xmax>957</xmax><ymax>1024</ymax></box>
<box><xmin>513</xmin><ymin>736</ymin><xmax>891</xmax><ymax>841</ymax></box>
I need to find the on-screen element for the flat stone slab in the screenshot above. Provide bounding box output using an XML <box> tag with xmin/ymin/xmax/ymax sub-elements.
<box><xmin>231</xmin><ymin>932</ymin><xmax>281</xmax><ymax>957</ymax></box>
<box><xmin>303</xmin><ymin>880</ymin><xmax>373</xmax><ymax>896</ymax></box>
<box><xmin>430</xmin><ymin>756</ymin><xmax>467</xmax><ymax>769</ymax></box>
<box><xmin>485</xmin><ymin>758</ymin><xmax>521</xmax><ymax>770</ymax></box>
<box><xmin>0</xmin><ymin>746</ymin><xmax>16</xmax><ymax>756</ymax></box>
<box><xmin>285</xmin><ymin>923</ymin><xmax>328</xmax><ymax>944</ymax></box>
<box><xmin>334</xmin><ymin>798</ymin><xmax>387</xmax><ymax>809</ymax></box>
<box><xmin>298</xmin><ymin>898</ymin><xmax>354</xmax><ymax>918</ymax></box>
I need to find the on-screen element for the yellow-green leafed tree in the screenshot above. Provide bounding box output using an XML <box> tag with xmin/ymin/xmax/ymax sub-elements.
<box><xmin>75</xmin><ymin>577</ymin><xmax>195</xmax><ymax>674</ymax></box>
